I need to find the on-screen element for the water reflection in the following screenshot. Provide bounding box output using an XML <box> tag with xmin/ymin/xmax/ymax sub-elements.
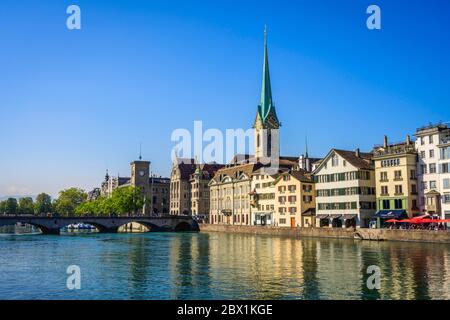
<box><xmin>0</xmin><ymin>231</ymin><xmax>449</xmax><ymax>300</ymax></box>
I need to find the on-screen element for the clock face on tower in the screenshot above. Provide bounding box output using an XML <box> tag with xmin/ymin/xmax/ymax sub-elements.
<box><xmin>139</xmin><ymin>170</ymin><xmax>145</xmax><ymax>177</ymax></box>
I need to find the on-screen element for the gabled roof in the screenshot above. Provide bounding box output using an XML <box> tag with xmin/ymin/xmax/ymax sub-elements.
<box><xmin>313</xmin><ymin>148</ymin><xmax>373</xmax><ymax>173</ymax></box>
<box><xmin>274</xmin><ymin>169</ymin><xmax>313</xmax><ymax>184</ymax></box>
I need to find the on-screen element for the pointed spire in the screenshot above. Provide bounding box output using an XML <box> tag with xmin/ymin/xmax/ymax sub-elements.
<box><xmin>139</xmin><ymin>142</ymin><xmax>142</xmax><ymax>160</ymax></box>
<box><xmin>259</xmin><ymin>25</ymin><xmax>273</xmax><ymax>121</ymax></box>
<box><xmin>305</xmin><ymin>135</ymin><xmax>309</xmax><ymax>158</ymax></box>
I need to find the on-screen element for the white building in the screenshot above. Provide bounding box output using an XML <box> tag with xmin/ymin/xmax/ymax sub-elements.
<box><xmin>313</xmin><ymin>149</ymin><xmax>376</xmax><ymax>228</ymax></box>
<box><xmin>415</xmin><ymin>123</ymin><xmax>450</xmax><ymax>219</ymax></box>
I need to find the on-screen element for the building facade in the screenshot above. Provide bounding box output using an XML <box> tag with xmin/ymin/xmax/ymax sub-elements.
<box><xmin>273</xmin><ymin>170</ymin><xmax>316</xmax><ymax>228</ymax></box>
<box><xmin>190</xmin><ymin>163</ymin><xmax>225</xmax><ymax>217</ymax></box>
<box><xmin>372</xmin><ymin>136</ymin><xmax>419</xmax><ymax>223</ymax></box>
<box><xmin>209</xmin><ymin>163</ymin><xmax>259</xmax><ymax>225</ymax></box>
<box><xmin>314</xmin><ymin>149</ymin><xmax>376</xmax><ymax>228</ymax></box>
<box><xmin>170</xmin><ymin>158</ymin><xmax>196</xmax><ymax>215</ymax></box>
<box><xmin>415</xmin><ymin>123</ymin><xmax>450</xmax><ymax>219</ymax></box>
<box><xmin>250</xmin><ymin>169</ymin><xmax>278</xmax><ymax>226</ymax></box>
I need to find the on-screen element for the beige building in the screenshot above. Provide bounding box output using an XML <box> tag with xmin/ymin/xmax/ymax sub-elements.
<box><xmin>314</xmin><ymin>149</ymin><xmax>376</xmax><ymax>228</ymax></box>
<box><xmin>209</xmin><ymin>163</ymin><xmax>260</xmax><ymax>225</ymax></box>
<box><xmin>170</xmin><ymin>158</ymin><xmax>197</xmax><ymax>215</ymax></box>
<box><xmin>273</xmin><ymin>170</ymin><xmax>316</xmax><ymax>228</ymax></box>
<box><xmin>190</xmin><ymin>163</ymin><xmax>225</xmax><ymax>217</ymax></box>
<box><xmin>372</xmin><ymin>136</ymin><xmax>419</xmax><ymax>223</ymax></box>
<box><xmin>250</xmin><ymin>169</ymin><xmax>278</xmax><ymax>226</ymax></box>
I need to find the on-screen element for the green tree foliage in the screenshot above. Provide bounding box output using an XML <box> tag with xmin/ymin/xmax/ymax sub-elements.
<box><xmin>53</xmin><ymin>188</ymin><xmax>87</xmax><ymax>216</ymax></box>
<box><xmin>4</xmin><ymin>198</ymin><xmax>18</xmax><ymax>215</ymax></box>
<box><xmin>75</xmin><ymin>186</ymin><xmax>144</xmax><ymax>217</ymax></box>
<box><xmin>34</xmin><ymin>193</ymin><xmax>53</xmax><ymax>215</ymax></box>
<box><xmin>0</xmin><ymin>201</ymin><xmax>6</xmax><ymax>214</ymax></box>
<box><xmin>110</xmin><ymin>186</ymin><xmax>144</xmax><ymax>215</ymax></box>
<box><xmin>18</xmin><ymin>197</ymin><xmax>34</xmax><ymax>215</ymax></box>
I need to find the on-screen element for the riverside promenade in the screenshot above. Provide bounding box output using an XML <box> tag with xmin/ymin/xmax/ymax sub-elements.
<box><xmin>200</xmin><ymin>224</ymin><xmax>450</xmax><ymax>244</ymax></box>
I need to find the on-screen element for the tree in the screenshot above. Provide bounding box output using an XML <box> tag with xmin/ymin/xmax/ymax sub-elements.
<box><xmin>110</xmin><ymin>186</ymin><xmax>144</xmax><ymax>216</ymax></box>
<box><xmin>18</xmin><ymin>197</ymin><xmax>34</xmax><ymax>215</ymax></box>
<box><xmin>53</xmin><ymin>188</ymin><xmax>87</xmax><ymax>216</ymax></box>
<box><xmin>5</xmin><ymin>198</ymin><xmax>18</xmax><ymax>215</ymax></box>
<box><xmin>34</xmin><ymin>193</ymin><xmax>53</xmax><ymax>215</ymax></box>
<box><xmin>0</xmin><ymin>201</ymin><xmax>6</xmax><ymax>214</ymax></box>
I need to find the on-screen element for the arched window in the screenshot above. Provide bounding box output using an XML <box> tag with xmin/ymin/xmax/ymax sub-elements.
<box><xmin>257</xmin><ymin>132</ymin><xmax>260</xmax><ymax>148</ymax></box>
<box><xmin>267</xmin><ymin>131</ymin><xmax>272</xmax><ymax>157</ymax></box>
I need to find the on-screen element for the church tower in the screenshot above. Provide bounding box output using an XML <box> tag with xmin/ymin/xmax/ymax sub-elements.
<box><xmin>253</xmin><ymin>27</ymin><xmax>280</xmax><ymax>162</ymax></box>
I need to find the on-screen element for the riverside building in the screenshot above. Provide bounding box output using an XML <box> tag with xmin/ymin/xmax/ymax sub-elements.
<box><xmin>314</xmin><ymin>149</ymin><xmax>376</xmax><ymax>228</ymax></box>
<box><xmin>372</xmin><ymin>135</ymin><xmax>419</xmax><ymax>225</ymax></box>
<box><xmin>415</xmin><ymin>123</ymin><xmax>450</xmax><ymax>219</ymax></box>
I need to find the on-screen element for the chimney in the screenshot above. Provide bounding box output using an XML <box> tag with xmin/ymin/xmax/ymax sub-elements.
<box><xmin>383</xmin><ymin>135</ymin><xmax>388</xmax><ymax>148</ymax></box>
<box><xmin>355</xmin><ymin>148</ymin><xmax>360</xmax><ymax>158</ymax></box>
<box><xmin>406</xmin><ymin>135</ymin><xmax>411</xmax><ymax>145</ymax></box>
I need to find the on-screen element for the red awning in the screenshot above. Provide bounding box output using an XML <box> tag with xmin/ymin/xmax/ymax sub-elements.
<box><xmin>386</xmin><ymin>219</ymin><xmax>399</xmax><ymax>223</ymax></box>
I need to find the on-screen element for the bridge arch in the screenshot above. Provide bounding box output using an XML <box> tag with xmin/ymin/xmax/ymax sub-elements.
<box><xmin>174</xmin><ymin>221</ymin><xmax>193</xmax><ymax>232</ymax></box>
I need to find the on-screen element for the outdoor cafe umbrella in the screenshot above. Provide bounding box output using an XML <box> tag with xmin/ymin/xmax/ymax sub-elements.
<box><xmin>386</xmin><ymin>219</ymin><xmax>400</xmax><ymax>223</ymax></box>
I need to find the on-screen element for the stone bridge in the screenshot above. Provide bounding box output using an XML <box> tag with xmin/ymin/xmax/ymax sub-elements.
<box><xmin>0</xmin><ymin>215</ymin><xmax>199</xmax><ymax>235</ymax></box>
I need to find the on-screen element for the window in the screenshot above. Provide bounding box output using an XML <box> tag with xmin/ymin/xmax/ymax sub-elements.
<box><xmin>430</xmin><ymin>149</ymin><xmax>435</xmax><ymax>158</ymax></box>
<box><xmin>411</xmin><ymin>184</ymin><xmax>417</xmax><ymax>194</ymax></box>
<box><xmin>279</xmin><ymin>218</ymin><xmax>286</xmax><ymax>224</ymax></box>
<box><xmin>395</xmin><ymin>185</ymin><xmax>403</xmax><ymax>195</ymax></box>
<box><xmin>381</xmin><ymin>186</ymin><xmax>389</xmax><ymax>195</ymax></box>
<box><xmin>380</xmin><ymin>172</ymin><xmax>388</xmax><ymax>181</ymax></box>
<box><xmin>430</xmin><ymin>181</ymin><xmax>437</xmax><ymax>189</ymax></box>
<box><xmin>420</xmin><ymin>151</ymin><xmax>426</xmax><ymax>159</ymax></box>
<box><xmin>444</xmin><ymin>179</ymin><xmax>450</xmax><ymax>190</ymax></box>
<box><xmin>422</xmin><ymin>181</ymin><xmax>428</xmax><ymax>190</ymax></box>
<box><xmin>421</xmin><ymin>165</ymin><xmax>427</xmax><ymax>174</ymax></box>
<box><xmin>332</xmin><ymin>154</ymin><xmax>339</xmax><ymax>167</ymax></box>
<box><xmin>421</xmin><ymin>137</ymin><xmax>425</xmax><ymax>145</ymax></box>
<box><xmin>382</xmin><ymin>200</ymin><xmax>390</xmax><ymax>209</ymax></box>
<box><xmin>429</xmin><ymin>135</ymin><xmax>434</xmax><ymax>144</ymax></box>
<box><xmin>394</xmin><ymin>199</ymin><xmax>403</xmax><ymax>209</ymax></box>
<box><xmin>443</xmin><ymin>194</ymin><xmax>450</xmax><ymax>204</ymax></box>
<box><xmin>394</xmin><ymin>170</ymin><xmax>402</xmax><ymax>180</ymax></box>
<box><xmin>410</xmin><ymin>169</ymin><xmax>417</xmax><ymax>179</ymax></box>
<box><xmin>289</xmin><ymin>207</ymin><xmax>296</xmax><ymax>214</ymax></box>
<box><xmin>441</xmin><ymin>163</ymin><xmax>449</xmax><ymax>174</ymax></box>
<box><xmin>441</xmin><ymin>147</ymin><xmax>450</xmax><ymax>160</ymax></box>
<box><xmin>429</xmin><ymin>163</ymin><xmax>437</xmax><ymax>174</ymax></box>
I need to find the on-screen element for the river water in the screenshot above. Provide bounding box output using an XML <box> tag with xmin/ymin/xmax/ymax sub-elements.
<box><xmin>0</xmin><ymin>231</ymin><xmax>449</xmax><ymax>300</ymax></box>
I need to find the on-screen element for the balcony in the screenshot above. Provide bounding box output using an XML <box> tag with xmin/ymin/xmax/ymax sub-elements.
<box><xmin>380</xmin><ymin>179</ymin><xmax>389</xmax><ymax>183</ymax></box>
<box><xmin>394</xmin><ymin>177</ymin><xmax>403</xmax><ymax>181</ymax></box>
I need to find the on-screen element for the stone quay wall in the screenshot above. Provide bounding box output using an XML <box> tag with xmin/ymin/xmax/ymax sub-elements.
<box><xmin>199</xmin><ymin>224</ymin><xmax>450</xmax><ymax>244</ymax></box>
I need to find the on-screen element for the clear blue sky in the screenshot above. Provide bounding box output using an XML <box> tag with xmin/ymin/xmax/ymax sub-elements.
<box><xmin>1</xmin><ymin>0</ymin><xmax>449</xmax><ymax>198</ymax></box>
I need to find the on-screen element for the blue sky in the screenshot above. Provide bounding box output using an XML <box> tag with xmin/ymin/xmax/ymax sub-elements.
<box><xmin>1</xmin><ymin>0</ymin><xmax>449</xmax><ymax>197</ymax></box>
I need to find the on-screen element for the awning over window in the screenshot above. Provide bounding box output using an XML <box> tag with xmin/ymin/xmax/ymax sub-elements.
<box><xmin>302</xmin><ymin>208</ymin><xmax>316</xmax><ymax>217</ymax></box>
<box><xmin>343</xmin><ymin>214</ymin><xmax>357</xmax><ymax>220</ymax></box>
<box><xmin>330</xmin><ymin>214</ymin><xmax>342</xmax><ymax>219</ymax></box>
<box><xmin>317</xmin><ymin>214</ymin><xmax>329</xmax><ymax>219</ymax></box>
<box><xmin>374</xmin><ymin>210</ymin><xmax>407</xmax><ymax>219</ymax></box>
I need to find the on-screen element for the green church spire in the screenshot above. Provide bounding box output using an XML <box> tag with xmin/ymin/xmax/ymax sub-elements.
<box><xmin>259</xmin><ymin>25</ymin><xmax>273</xmax><ymax>121</ymax></box>
<box><xmin>254</xmin><ymin>26</ymin><xmax>279</xmax><ymax>129</ymax></box>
